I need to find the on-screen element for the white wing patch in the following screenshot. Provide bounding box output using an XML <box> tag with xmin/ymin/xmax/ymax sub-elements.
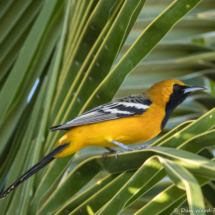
<box><xmin>103</xmin><ymin>109</ymin><xmax>130</xmax><ymax>114</ymax></box>
<box><xmin>50</xmin><ymin>95</ymin><xmax>152</xmax><ymax>131</ymax></box>
<box><xmin>117</xmin><ymin>102</ymin><xmax>149</xmax><ymax>109</ymax></box>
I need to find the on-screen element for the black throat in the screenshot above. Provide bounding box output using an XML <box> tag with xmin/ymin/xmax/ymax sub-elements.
<box><xmin>161</xmin><ymin>85</ymin><xmax>190</xmax><ymax>130</ymax></box>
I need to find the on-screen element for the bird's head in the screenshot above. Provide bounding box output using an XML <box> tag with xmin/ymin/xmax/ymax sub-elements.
<box><xmin>145</xmin><ymin>79</ymin><xmax>206</xmax><ymax>108</ymax></box>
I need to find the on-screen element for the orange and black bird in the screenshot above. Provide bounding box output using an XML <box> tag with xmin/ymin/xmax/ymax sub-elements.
<box><xmin>0</xmin><ymin>79</ymin><xmax>206</xmax><ymax>199</ymax></box>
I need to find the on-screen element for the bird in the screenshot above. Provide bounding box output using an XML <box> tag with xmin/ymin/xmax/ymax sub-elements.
<box><xmin>0</xmin><ymin>79</ymin><xmax>206</xmax><ymax>200</ymax></box>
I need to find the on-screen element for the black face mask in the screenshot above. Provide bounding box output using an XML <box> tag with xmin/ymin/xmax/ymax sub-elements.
<box><xmin>161</xmin><ymin>84</ymin><xmax>207</xmax><ymax>129</ymax></box>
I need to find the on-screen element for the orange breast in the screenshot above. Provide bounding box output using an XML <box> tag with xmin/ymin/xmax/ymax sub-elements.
<box><xmin>55</xmin><ymin>104</ymin><xmax>165</xmax><ymax>157</ymax></box>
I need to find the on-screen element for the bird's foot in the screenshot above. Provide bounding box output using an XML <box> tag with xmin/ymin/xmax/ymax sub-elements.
<box><xmin>115</xmin><ymin>145</ymin><xmax>148</xmax><ymax>158</ymax></box>
<box><xmin>102</xmin><ymin>149</ymin><xmax>134</xmax><ymax>159</ymax></box>
<box><xmin>102</xmin><ymin>151</ymin><xmax>115</xmax><ymax>159</ymax></box>
<box><xmin>115</xmin><ymin>148</ymin><xmax>136</xmax><ymax>159</ymax></box>
<box><xmin>109</xmin><ymin>140</ymin><xmax>136</xmax><ymax>159</ymax></box>
<box><xmin>138</xmin><ymin>145</ymin><xmax>148</xmax><ymax>150</ymax></box>
<box><xmin>115</xmin><ymin>150</ymin><xmax>128</xmax><ymax>159</ymax></box>
<box><xmin>102</xmin><ymin>147</ymin><xmax>116</xmax><ymax>159</ymax></box>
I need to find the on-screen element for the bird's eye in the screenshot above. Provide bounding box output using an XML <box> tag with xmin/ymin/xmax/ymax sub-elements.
<box><xmin>173</xmin><ymin>84</ymin><xmax>180</xmax><ymax>91</ymax></box>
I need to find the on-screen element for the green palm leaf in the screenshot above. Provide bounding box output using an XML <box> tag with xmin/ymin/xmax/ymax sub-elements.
<box><xmin>1</xmin><ymin>0</ymin><xmax>215</xmax><ymax>214</ymax></box>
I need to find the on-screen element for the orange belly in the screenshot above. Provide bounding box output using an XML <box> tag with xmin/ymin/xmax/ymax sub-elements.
<box><xmin>55</xmin><ymin>104</ymin><xmax>165</xmax><ymax>157</ymax></box>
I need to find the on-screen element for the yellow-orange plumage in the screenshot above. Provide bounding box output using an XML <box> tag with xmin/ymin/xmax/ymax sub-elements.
<box><xmin>55</xmin><ymin>104</ymin><xmax>164</xmax><ymax>157</ymax></box>
<box><xmin>1</xmin><ymin>79</ymin><xmax>206</xmax><ymax>200</ymax></box>
<box><xmin>55</xmin><ymin>79</ymin><xmax>186</xmax><ymax>157</ymax></box>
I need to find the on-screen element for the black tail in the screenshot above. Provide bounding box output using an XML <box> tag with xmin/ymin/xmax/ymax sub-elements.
<box><xmin>0</xmin><ymin>143</ymin><xmax>69</xmax><ymax>200</ymax></box>
<box><xmin>49</xmin><ymin>125</ymin><xmax>62</xmax><ymax>132</ymax></box>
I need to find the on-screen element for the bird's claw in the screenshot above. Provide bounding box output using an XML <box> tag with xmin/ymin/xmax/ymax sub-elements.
<box><xmin>115</xmin><ymin>150</ymin><xmax>128</xmax><ymax>159</ymax></box>
<box><xmin>103</xmin><ymin>149</ymin><xmax>134</xmax><ymax>159</ymax></box>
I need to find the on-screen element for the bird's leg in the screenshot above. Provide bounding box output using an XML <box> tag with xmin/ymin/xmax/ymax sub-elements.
<box><xmin>110</xmin><ymin>140</ymin><xmax>135</xmax><ymax>158</ymax></box>
<box><xmin>105</xmin><ymin>147</ymin><xmax>116</xmax><ymax>153</ymax></box>
<box><xmin>110</xmin><ymin>140</ymin><xmax>135</xmax><ymax>151</ymax></box>
<box><xmin>102</xmin><ymin>147</ymin><xmax>116</xmax><ymax>159</ymax></box>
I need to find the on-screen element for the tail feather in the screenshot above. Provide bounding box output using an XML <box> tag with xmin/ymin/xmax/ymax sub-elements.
<box><xmin>0</xmin><ymin>143</ymin><xmax>69</xmax><ymax>200</ymax></box>
<box><xmin>49</xmin><ymin>125</ymin><xmax>62</xmax><ymax>132</ymax></box>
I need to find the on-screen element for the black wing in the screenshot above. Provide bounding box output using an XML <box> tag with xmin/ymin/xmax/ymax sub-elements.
<box><xmin>50</xmin><ymin>95</ymin><xmax>152</xmax><ymax>131</ymax></box>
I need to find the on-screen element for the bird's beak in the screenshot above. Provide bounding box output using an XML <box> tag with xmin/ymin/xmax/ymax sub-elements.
<box><xmin>184</xmin><ymin>86</ymin><xmax>207</xmax><ymax>94</ymax></box>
